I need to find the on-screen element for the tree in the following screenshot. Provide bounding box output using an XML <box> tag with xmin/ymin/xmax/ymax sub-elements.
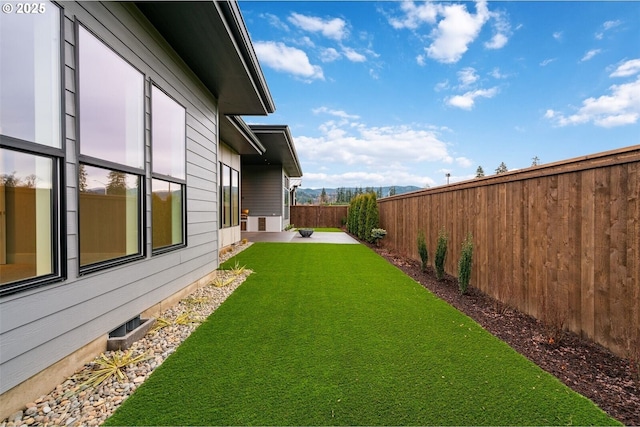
<box><xmin>106</xmin><ymin>171</ymin><xmax>127</xmax><ymax>195</ymax></box>
<box><xmin>364</xmin><ymin>192</ymin><xmax>379</xmax><ymax>243</ymax></box>
<box><xmin>389</xmin><ymin>186</ymin><xmax>397</xmax><ymax>196</ymax></box>
<box><xmin>79</xmin><ymin>164</ymin><xmax>88</xmax><ymax>192</ymax></box>
<box><xmin>475</xmin><ymin>166</ymin><xmax>485</xmax><ymax>178</ymax></box>
<box><xmin>495</xmin><ymin>162</ymin><xmax>508</xmax><ymax>174</ymax></box>
<box><xmin>320</xmin><ymin>187</ymin><xmax>328</xmax><ymax>204</ymax></box>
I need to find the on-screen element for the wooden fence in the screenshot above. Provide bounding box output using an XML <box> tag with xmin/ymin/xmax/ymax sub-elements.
<box><xmin>290</xmin><ymin>205</ymin><xmax>348</xmax><ymax>228</ymax></box>
<box><xmin>378</xmin><ymin>146</ymin><xmax>640</xmax><ymax>358</ymax></box>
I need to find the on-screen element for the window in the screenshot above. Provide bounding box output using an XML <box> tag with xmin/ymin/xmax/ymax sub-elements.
<box><xmin>152</xmin><ymin>179</ymin><xmax>183</xmax><ymax>249</ymax></box>
<box><xmin>151</xmin><ymin>85</ymin><xmax>185</xmax><ymax>251</ymax></box>
<box><xmin>0</xmin><ymin>1</ymin><xmax>63</xmax><ymax>294</ymax></box>
<box><xmin>219</xmin><ymin>164</ymin><xmax>239</xmax><ymax>229</ymax></box>
<box><xmin>151</xmin><ymin>86</ymin><xmax>185</xmax><ymax>180</ymax></box>
<box><xmin>1</xmin><ymin>149</ymin><xmax>56</xmax><ymax>287</ymax></box>
<box><xmin>221</xmin><ymin>163</ymin><xmax>231</xmax><ymax>228</ymax></box>
<box><xmin>231</xmin><ymin>169</ymin><xmax>239</xmax><ymax>226</ymax></box>
<box><xmin>78</xmin><ymin>165</ymin><xmax>140</xmax><ymax>266</ymax></box>
<box><xmin>0</xmin><ymin>2</ymin><xmax>61</xmax><ymax>148</ymax></box>
<box><xmin>284</xmin><ymin>176</ymin><xmax>290</xmax><ymax>220</ymax></box>
<box><xmin>78</xmin><ymin>26</ymin><xmax>144</xmax><ymax>270</ymax></box>
<box><xmin>78</xmin><ymin>26</ymin><xmax>144</xmax><ymax>168</ymax></box>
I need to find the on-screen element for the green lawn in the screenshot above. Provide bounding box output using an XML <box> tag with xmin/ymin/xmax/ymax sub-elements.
<box><xmin>105</xmin><ymin>243</ymin><xmax>618</xmax><ymax>426</ymax></box>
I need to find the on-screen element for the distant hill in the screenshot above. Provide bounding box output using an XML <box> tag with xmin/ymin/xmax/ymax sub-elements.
<box><xmin>295</xmin><ymin>186</ymin><xmax>422</xmax><ymax>204</ymax></box>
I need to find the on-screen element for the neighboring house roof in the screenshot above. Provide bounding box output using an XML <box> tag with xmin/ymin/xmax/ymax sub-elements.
<box><xmin>220</xmin><ymin>115</ymin><xmax>266</xmax><ymax>156</ymax></box>
<box><xmin>136</xmin><ymin>1</ymin><xmax>275</xmax><ymax>116</ymax></box>
<box><xmin>246</xmin><ymin>125</ymin><xmax>303</xmax><ymax>178</ymax></box>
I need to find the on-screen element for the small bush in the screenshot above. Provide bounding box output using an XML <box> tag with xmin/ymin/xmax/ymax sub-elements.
<box><xmin>370</xmin><ymin>228</ymin><xmax>386</xmax><ymax>245</ymax></box>
<box><xmin>417</xmin><ymin>230</ymin><xmax>428</xmax><ymax>272</ymax></box>
<box><xmin>435</xmin><ymin>228</ymin><xmax>448</xmax><ymax>281</ymax></box>
<box><xmin>457</xmin><ymin>233</ymin><xmax>473</xmax><ymax>295</ymax></box>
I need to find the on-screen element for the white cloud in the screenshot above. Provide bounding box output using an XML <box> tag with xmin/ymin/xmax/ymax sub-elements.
<box><xmin>387</xmin><ymin>0</ymin><xmax>499</xmax><ymax>64</ymax></box>
<box><xmin>388</xmin><ymin>1</ymin><xmax>439</xmax><ymax>30</ymax></box>
<box><xmin>434</xmin><ymin>80</ymin><xmax>450</xmax><ymax>92</ymax></box>
<box><xmin>447</xmin><ymin>87</ymin><xmax>499</xmax><ymax>110</ymax></box>
<box><xmin>319</xmin><ymin>47</ymin><xmax>341</xmax><ymax>62</ymax></box>
<box><xmin>596</xmin><ymin>19</ymin><xmax>622</xmax><ymax>39</ymax></box>
<box><xmin>254</xmin><ymin>41</ymin><xmax>324</xmax><ymax>80</ymax></box>
<box><xmin>540</xmin><ymin>58</ymin><xmax>556</xmax><ymax>67</ymax></box>
<box><xmin>610</xmin><ymin>58</ymin><xmax>640</xmax><ymax>77</ymax></box>
<box><xmin>342</xmin><ymin>47</ymin><xmax>367</xmax><ymax>62</ymax></box>
<box><xmin>457</xmin><ymin>67</ymin><xmax>479</xmax><ymax>88</ymax></box>
<box><xmin>485</xmin><ymin>33</ymin><xmax>508</xmax><ymax>50</ymax></box>
<box><xmin>425</xmin><ymin>1</ymin><xmax>490</xmax><ymax>64</ymax></box>
<box><xmin>262</xmin><ymin>13</ymin><xmax>289</xmax><ymax>32</ymax></box>
<box><xmin>552</xmin><ymin>31</ymin><xmax>563</xmax><ymax>41</ymax></box>
<box><xmin>312</xmin><ymin>107</ymin><xmax>360</xmax><ymax>120</ymax></box>
<box><xmin>485</xmin><ymin>9</ymin><xmax>511</xmax><ymax>49</ymax></box>
<box><xmin>603</xmin><ymin>20</ymin><xmax>622</xmax><ymax>30</ymax></box>
<box><xmin>489</xmin><ymin>67</ymin><xmax>507</xmax><ymax>79</ymax></box>
<box><xmin>416</xmin><ymin>54</ymin><xmax>426</xmax><ymax>66</ymax></box>
<box><xmin>545</xmin><ymin>76</ymin><xmax>640</xmax><ymax>128</ymax></box>
<box><xmin>302</xmin><ymin>170</ymin><xmax>437</xmax><ymax>189</ymax></box>
<box><xmin>288</xmin><ymin>12</ymin><xmax>348</xmax><ymax>41</ymax></box>
<box><xmin>294</xmin><ymin>120</ymin><xmax>453</xmax><ymax>169</ymax></box>
<box><xmin>456</xmin><ymin>157</ymin><xmax>473</xmax><ymax>168</ymax></box>
<box><xmin>581</xmin><ymin>49</ymin><xmax>602</xmax><ymax>62</ymax></box>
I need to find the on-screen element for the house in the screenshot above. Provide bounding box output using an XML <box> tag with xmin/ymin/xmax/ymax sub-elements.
<box><xmin>0</xmin><ymin>1</ymin><xmax>300</xmax><ymax>417</ymax></box>
<box><xmin>241</xmin><ymin>125</ymin><xmax>303</xmax><ymax>232</ymax></box>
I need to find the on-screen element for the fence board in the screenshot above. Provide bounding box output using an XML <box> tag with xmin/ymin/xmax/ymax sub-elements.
<box><xmin>290</xmin><ymin>205</ymin><xmax>348</xmax><ymax>228</ymax></box>
<box><xmin>378</xmin><ymin>146</ymin><xmax>639</xmax><ymax>357</ymax></box>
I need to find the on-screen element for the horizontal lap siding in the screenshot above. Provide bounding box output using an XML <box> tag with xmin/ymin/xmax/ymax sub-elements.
<box><xmin>241</xmin><ymin>165</ymin><xmax>282</xmax><ymax>217</ymax></box>
<box><xmin>378</xmin><ymin>146</ymin><xmax>640</xmax><ymax>357</ymax></box>
<box><xmin>0</xmin><ymin>2</ymin><xmax>220</xmax><ymax>394</ymax></box>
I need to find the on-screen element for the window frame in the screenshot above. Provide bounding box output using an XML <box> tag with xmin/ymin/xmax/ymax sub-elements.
<box><xmin>75</xmin><ymin>21</ymin><xmax>146</xmax><ymax>275</ymax></box>
<box><xmin>219</xmin><ymin>162</ymin><xmax>239</xmax><ymax>229</ymax></box>
<box><xmin>150</xmin><ymin>81</ymin><xmax>187</xmax><ymax>254</ymax></box>
<box><xmin>0</xmin><ymin>1</ymin><xmax>66</xmax><ymax>296</ymax></box>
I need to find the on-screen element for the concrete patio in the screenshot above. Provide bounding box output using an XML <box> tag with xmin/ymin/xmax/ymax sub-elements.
<box><xmin>241</xmin><ymin>231</ymin><xmax>359</xmax><ymax>244</ymax></box>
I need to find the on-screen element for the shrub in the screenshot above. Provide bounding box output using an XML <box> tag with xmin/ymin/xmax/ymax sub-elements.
<box><xmin>370</xmin><ymin>228</ymin><xmax>387</xmax><ymax>245</ymax></box>
<box><xmin>357</xmin><ymin>194</ymin><xmax>369</xmax><ymax>240</ymax></box>
<box><xmin>435</xmin><ymin>228</ymin><xmax>448</xmax><ymax>281</ymax></box>
<box><xmin>417</xmin><ymin>230</ymin><xmax>428</xmax><ymax>272</ymax></box>
<box><xmin>347</xmin><ymin>192</ymin><xmax>380</xmax><ymax>243</ymax></box>
<box><xmin>364</xmin><ymin>193</ymin><xmax>379</xmax><ymax>242</ymax></box>
<box><xmin>457</xmin><ymin>233</ymin><xmax>473</xmax><ymax>295</ymax></box>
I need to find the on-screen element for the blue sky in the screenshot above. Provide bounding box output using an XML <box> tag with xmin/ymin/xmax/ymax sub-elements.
<box><xmin>239</xmin><ymin>1</ymin><xmax>640</xmax><ymax>189</ymax></box>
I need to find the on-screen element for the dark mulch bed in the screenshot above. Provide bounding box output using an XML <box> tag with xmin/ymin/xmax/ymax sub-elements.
<box><xmin>370</xmin><ymin>245</ymin><xmax>640</xmax><ymax>426</ymax></box>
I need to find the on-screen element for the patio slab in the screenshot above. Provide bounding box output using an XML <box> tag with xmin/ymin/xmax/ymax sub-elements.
<box><xmin>242</xmin><ymin>231</ymin><xmax>359</xmax><ymax>244</ymax></box>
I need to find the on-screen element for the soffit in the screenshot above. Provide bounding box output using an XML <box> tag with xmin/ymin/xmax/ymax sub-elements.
<box><xmin>136</xmin><ymin>1</ymin><xmax>275</xmax><ymax>116</ymax></box>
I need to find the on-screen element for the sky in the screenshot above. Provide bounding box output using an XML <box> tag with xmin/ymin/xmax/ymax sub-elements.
<box><xmin>238</xmin><ymin>1</ymin><xmax>640</xmax><ymax>189</ymax></box>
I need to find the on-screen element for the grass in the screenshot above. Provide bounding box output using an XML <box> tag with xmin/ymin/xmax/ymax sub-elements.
<box><xmin>105</xmin><ymin>243</ymin><xmax>618</xmax><ymax>426</ymax></box>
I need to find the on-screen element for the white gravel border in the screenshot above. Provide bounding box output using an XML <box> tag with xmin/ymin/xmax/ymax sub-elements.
<box><xmin>1</xmin><ymin>242</ymin><xmax>253</xmax><ymax>427</ymax></box>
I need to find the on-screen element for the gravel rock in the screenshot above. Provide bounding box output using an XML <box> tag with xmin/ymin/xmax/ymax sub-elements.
<box><xmin>1</xmin><ymin>242</ymin><xmax>252</xmax><ymax>427</ymax></box>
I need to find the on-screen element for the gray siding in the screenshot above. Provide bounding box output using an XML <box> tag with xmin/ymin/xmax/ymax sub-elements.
<box><xmin>0</xmin><ymin>2</ymin><xmax>219</xmax><ymax>394</ymax></box>
<box><xmin>241</xmin><ymin>165</ymin><xmax>283</xmax><ymax>216</ymax></box>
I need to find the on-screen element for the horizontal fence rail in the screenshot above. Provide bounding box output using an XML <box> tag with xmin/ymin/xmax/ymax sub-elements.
<box><xmin>290</xmin><ymin>205</ymin><xmax>348</xmax><ymax>228</ymax></box>
<box><xmin>378</xmin><ymin>146</ymin><xmax>640</xmax><ymax>358</ymax></box>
